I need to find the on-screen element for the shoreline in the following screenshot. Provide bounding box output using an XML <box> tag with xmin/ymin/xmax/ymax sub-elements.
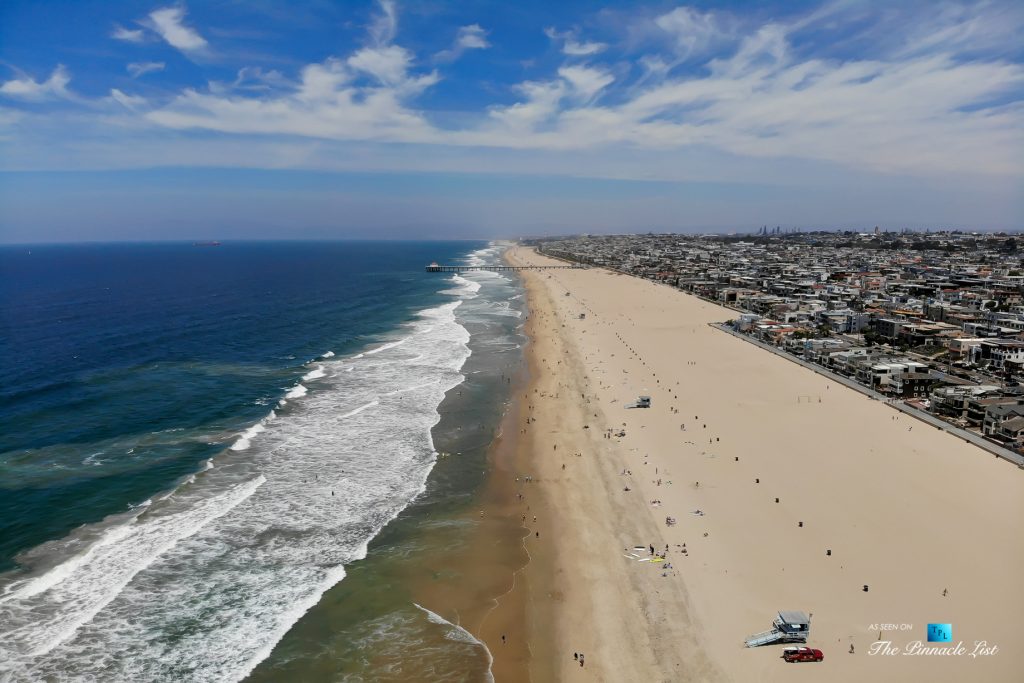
<box><xmin>243</xmin><ymin>245</ymin><xmax>526</xmax><ymax>682</ymax></box>
<box><xmin>504</xmin><ymin>245</ymin><xmax>1024</xmax><ymax>682</ymax></box>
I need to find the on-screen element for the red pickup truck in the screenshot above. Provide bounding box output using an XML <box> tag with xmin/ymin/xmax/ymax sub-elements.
<box><xmin>782</xmin><ymin>647</ymin><xmax>824</xmax><ymax>663</ymax></box>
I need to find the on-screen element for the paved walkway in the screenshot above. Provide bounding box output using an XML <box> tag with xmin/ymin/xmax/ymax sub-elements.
<box><xmin>711</xmin><ymin>323</ymin><xmax>1024</xmax><ymax>469</ymax></box>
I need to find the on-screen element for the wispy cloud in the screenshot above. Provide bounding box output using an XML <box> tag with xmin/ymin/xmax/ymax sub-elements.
<box><xmin>108</xmin><ymin>89</ymin><xmax>147</xmax><ymax>110</ymax></box>
<box><xmin>208</xmin><ymin>66</ymin><xmax>289</xmax><ymax>94</ymax></box>
<box><xmin>563</xmin><ymin>39</ymin><xmax>606</xmax><ymax>56</ymax></box>
<box><xmin>435</xmin><ymin>24</ymin><xmax>490</xmax><ymax>62</ymax></box>
<box><xmin>147</xmin><ymin>1</ymin><xmax>437</xmax><ymax>142</ymax></box>
<box><xmin>368</xmin><ymin>0</ymin><xmax>397</xmax><ymax>46</ymax></box>
<box><xmin>111</xmin><ymin>25</ymin><xmax>145</xmax><ymax>43</ymax></box>
<box><xmin>557</xmin><ymin>65</ymin><xmax>614</xmax><ymax>103</ymax></box>
<box><xmin>4</xmin><ymin>1</ymin><xmax>1023</xmax><ymax>182</ymax></box>
<box><xmin>147</xmin><ymin>5</ymin><xmax>207</xmax><ymax>54</ymax></box>
<box><xmin>545</xmin><ymin>27</ymin><xmax>606</xmax><ymax>56</ymax></box>
<box><xmin>0</xmin><ymin>66</ymin><xmax>72</xmax><ymax>101</ymax></box>
<box><xmin>127</xmin><ymin>61</ymin><xmax>166</xmax><ymax>78</ymax></box>
<box><xmin>654</xmin><ymin>6</ymin><xmax>731</xmax><ymax>62</ymax></box>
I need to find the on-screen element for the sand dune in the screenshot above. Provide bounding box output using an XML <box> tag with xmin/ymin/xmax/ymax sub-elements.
<box><xmin>508</xmin><ymin>246</ymin><xmax>1024</xmax><ymax>682</ymax></box>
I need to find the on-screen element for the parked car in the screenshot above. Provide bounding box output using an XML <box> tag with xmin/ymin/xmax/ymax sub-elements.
<box><xmin>782</xmin><ymin>647</ymin><xmax>824</xmax><ymax>663</ymax></box>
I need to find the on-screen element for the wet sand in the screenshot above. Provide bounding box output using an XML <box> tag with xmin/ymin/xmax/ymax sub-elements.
<box><xmin>504</xmin><ymin>245</ymin><xmax>1024</xmax><ymax>682</ymax></box>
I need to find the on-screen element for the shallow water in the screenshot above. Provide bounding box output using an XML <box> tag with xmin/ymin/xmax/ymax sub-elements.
<box><xmin>245</xmin><ymin>244</ymin><xmax>526</xmax><ymax>682</ymax></box>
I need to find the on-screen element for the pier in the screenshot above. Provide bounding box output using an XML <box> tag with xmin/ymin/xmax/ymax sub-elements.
<box><xmin>425</xmin><ymin>262</ymin><xmax>584</xmax><ymax>273</ymax></box>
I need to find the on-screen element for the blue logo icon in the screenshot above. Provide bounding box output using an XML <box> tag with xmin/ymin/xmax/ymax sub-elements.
<box><xmin>927</xmin><ymin>624</ymin><xmax>952</xmax><ymax>642</ymax></box>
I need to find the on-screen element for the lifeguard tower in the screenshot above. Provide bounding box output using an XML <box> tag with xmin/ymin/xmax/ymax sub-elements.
<box><xmin>744</xmin><ymin>611</ymin><xmax>811</xmax><ymax>647</ymax></box>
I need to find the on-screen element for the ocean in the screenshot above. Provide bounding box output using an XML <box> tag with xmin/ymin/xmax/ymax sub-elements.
<box><xmin>0</xmin><ymin>241</ymin><xmax>524</xmax><ymax>681</ymax></box>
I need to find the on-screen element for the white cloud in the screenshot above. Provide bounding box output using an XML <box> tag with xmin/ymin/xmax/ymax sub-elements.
<box><xmin>147</xmin><ymin>5</ymin><xmax>207</xmax><ymax>53</ymax></box>
<box><xmin>295</xmin><ymin>58</ymin><xmax>350</xmax><ymax>101</ymax></box>
<box><xmin>545</xmin><ymin>27</ymin><xmax>607</xmax><ymax>56</ymax></box>
<box><xmin>435</xmin><ymin>24</ymin><xmax>490</xmax><ymax>62</ymax></box>
<box><xmin>712</xmin><ymin>23</ymin><xmax>788</xmax><ymax>77</ymax></box>
<box><xmin>348</xmin><ymin>45</ymin><xmax>411</xmax><ymax>85</ymax></box>
<box><xmin>138</xmin><ymin>5</ymin><xmax>1023</xmax><ymax>178</ymax></box>
<box><xmin>147</xmin><ymin>35</ymin><xmax>439</xmax><ymax>143</ymax></box>
<box><xmin>654</xmin><ymin>6</ymin><xmax>728</xmax><ymax>60</ymax></box>
<box><xmin>209</xmin><ymin>66</ymin><xmax>290</xmax><ymax>93</ymax></box>
<box><xmin>488</xmin><ymin>80</ymin><xmax>566</xmax><ymax>131</ymax></box>
<box><xmin>8</xmin><ymin>1</ymin><xmax>1023</xmax><ymax>182</ymax></box>
<box><xmin>127</xmin><ymin>61</ymin><xmax>166</xmax><ymax>78</ymax></box>
<box><xmin>369</xmin><ymin>0</ymin><xmax>397</xmax><ymax>46</ymax></box>
<box><xmin>109</xmin><ymin>89</ymin><xmax>147</xmax><ymax>110</ymax></box>
<box><xmin>563</xmin><ymin>39</ymin><xmax>606</xmax><ymax>56</ymax></box>
<box><xmin>111</xmin><ymin>25</ymin><xmax>145</xmax><ymax>43</ymax></box>
<box><xmin>0</xmin><ymin>65</ymin><xmax>72</xmax><ymax>101</ymax></box>
<box><xmin>558</xmin><ymin>65</ymin><xmax>614</xmax><ymax>102</ymax></box>
<box><xmin>455</xmin><ymin>24</ymin><xmax>489</xmax><ymax>50</ymax></box>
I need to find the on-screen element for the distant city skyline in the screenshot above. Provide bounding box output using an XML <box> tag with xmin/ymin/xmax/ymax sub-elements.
<box><xmin>1</xmin><ymin>0</ymin><xmax>1022</xmax><ymax>242</ymax></box>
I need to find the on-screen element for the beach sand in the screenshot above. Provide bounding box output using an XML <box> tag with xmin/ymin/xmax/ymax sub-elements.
<box><xmin>502</xmin><ymin>245</ymin><xmax>1024</xmax><ymax>682</ymax></box>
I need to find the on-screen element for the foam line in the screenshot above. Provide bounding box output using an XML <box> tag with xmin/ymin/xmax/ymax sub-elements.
<box><xmin>413</xmin><ymin>603</ymin><xmax>495</xmax><ymax>683</ymax></box>
<box><xmin>1</xmin><ymin>476</ymin><xmax>266</xmax><ymax>659</ymax></box>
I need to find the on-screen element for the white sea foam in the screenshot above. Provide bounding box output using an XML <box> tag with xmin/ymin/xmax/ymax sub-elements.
<box><xmin>229</xmin><ymin>420</ymin><xmax>267</xmax><ymax>452</ymax></box>
<box><xmin>0</xmin><ymin>295</ymin><xmax>477</xmax><ymax>682</ymax></box>
<box><xmin>338</xmin><ymin>400</ymin><xmax>379</xmax><ymax>419</ymax></box>
<box><xmin>366</xmin><ymin>339</ymin><xmax>406</xmax><ymax>355</ymax></box>
<box><xmin>0</xmin><ymin>475</ymin><xmax>265</xmax><ymax>663</ymax></box>
<box><xmin>302</xmin><ymin>366</ymin><xmax>326</xmax><ymax>381</ymax></box>
<box><xmin>383</xmin><ymin>379</ymin><xmax>439</xmax><ymax>396</ymax></box>
<box><xmin>285</xmin><ymin>384</ymin><xmax>308</xmax><ymax>399</ymax></box>
<box><xmin>452</xmin><ymin>274</ymin><xmax>481</xmax><ymax>293</ymax></box>
<box><xmin>441</xmin><ymin>274</ymin><xmax>482</xmax><ymax>298</ymax></box>
<box><xmin>0</xmin><ymin>245</ymin><xmax>520</xmax><ymax>682</ymax></box>
<box><xmin>413</xmin><ymin>603</ymin><xmax>494</xmax><ymax>682</ymax></box>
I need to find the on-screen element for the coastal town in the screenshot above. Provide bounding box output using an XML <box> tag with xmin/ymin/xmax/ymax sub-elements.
<box><xmin>536</xmin><ymin>231</ymin><xmax>1024</xmax><ymax>462</ymax></box>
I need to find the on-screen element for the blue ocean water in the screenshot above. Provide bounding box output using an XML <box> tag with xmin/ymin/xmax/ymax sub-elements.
<box><xmin>0</xmin><ymin>241</ymin><xmax>478</xmax><ymax>570</ymax></box>
<box><xmin>0</xmin><ymin>240</ymin><xmax>514</xmax><ymax>681</ymax></box>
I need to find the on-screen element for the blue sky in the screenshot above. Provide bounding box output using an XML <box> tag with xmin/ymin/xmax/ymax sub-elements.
<box><xmin>1</xmin><ymin>0</ymin><xmax>1022</xmax><ymax>242</ymax></box>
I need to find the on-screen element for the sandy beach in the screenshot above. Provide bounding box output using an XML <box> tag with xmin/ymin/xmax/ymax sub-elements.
<box><xmin>501</xmin><ymin>245</ymin><xmax>1024</xmax><ymax>682</ymax></box>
